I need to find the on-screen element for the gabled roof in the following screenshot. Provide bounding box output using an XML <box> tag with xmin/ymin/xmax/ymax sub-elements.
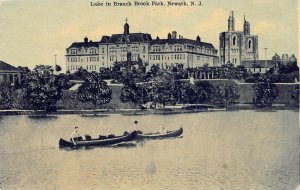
<box><xmin>104</xmin><ymin>33</ymin><xmax>152</xmax><ymax>43</ymax></box>
<box><xmin>150</xmin><ymin>38</ymin><xmax>216</xmax><ymax>49</ymax></box>
<box><xmin>68</xmin><ymin>41</ymin><xmax>99</xmax><ymax>49</ymax></box>
<box><xmin>0</xmin><ymin>61</ymin><xmax>19</xmax><ymax>71</ymax></box>
<box><xmin>241</xmin><ymin>60</ymin><xmax>273</xmax><ymax>68</ymax></box>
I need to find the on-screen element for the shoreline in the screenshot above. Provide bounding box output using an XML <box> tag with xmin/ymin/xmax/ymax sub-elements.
<box><xmin>0</xmin><ymin>104</ymin><xmax>298</xmax><ymax>116</ymax></box>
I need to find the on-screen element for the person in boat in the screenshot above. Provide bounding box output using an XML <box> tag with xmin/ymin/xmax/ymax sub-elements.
<box><xmin>132</xmin><ymin>120</ymin><xmax>138</xmax><ymax>132</ymax></box>
<box><xmin>158</xmin><ymin>125</ymin><xmax>167</xmax><ymax>134</ymax></box>
<box><xmin>70</xmin><ymin>126</ymin><xmax>80</xmax><ymax>145</ymax></box>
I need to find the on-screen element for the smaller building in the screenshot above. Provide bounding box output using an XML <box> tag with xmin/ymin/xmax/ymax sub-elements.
<box><xmin>0</xmin><ymin>61</ymin><xmax>21</xmax><ymax>84</ymax></box>
<box><xmin>241</xmin><ymin>60</ymin><xmax>272</xmax><ymax>74</ymax></box>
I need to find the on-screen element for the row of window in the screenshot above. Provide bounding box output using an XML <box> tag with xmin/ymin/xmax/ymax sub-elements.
<box><xmin>197</xmin><ymin>56</ymin><xmax>210</xmax><ymax>62</ymax></box>
<box><xmin>108</xmin><ymin>55</ymin><xmax>141</xmax><ymax>62</ymax></box>
<box><xmin>70</xmin><ymin>45</ymin><xmax>215</xmax><ymax>55</ymax></box>
<box><xmin>150</xmin><ymin>54</ymin><xmax>186</xmax><ymax>61</ymax></box>
<box><xmin>69</xmin><ymin>48</ymin><xmax>98</xmax><ymax>55</ymax></box>
<box><xmin>108</xmin><ymin>46</ymin><xmax>146</xmax><ymax>53</ymax></box>
<box><xmin>67</xmin><ymin>57</ymin><xmax>99</xmax><ymax>62</ymax></box>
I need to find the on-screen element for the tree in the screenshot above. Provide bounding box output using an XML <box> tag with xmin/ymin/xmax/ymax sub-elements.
<box><xmin>211</xmin><ymin>80</ymin><xmax>240</xmax><ymax>106</ymax></box>
<box><xmin>70</xmin><ymin>67</ymin><xmax>89</xmax><ymax>80</ymax></box>
<box><xmin>0</xmin><ymin>83</ymin><xmax>16</xmax><ymax>109</ymax></box>
<box><xmin>146</xmin><ymin>64</ymin><xmax>160</xmax><ymax>79</ymax></box>
<box><xmin>120</xmin><ymin>82</ymin><xmax>148</xmax><ymax>109</ymax></box>
<box><xmin>193</xmin><ymin>81</ymin><xmax>213</xmax><ymax>105</ymax></box>
<box><xmin>33</xmin><ymin>65</ymin><xmax>53</xmax><ymax>77</ymax></box>
<box><xmin>23</xmin><ymin>72</ymin><xmax>62</xmax><ymax>112</ymax></box>
<box><xmin>174</xmin><ymin>81</ymin><xmax>195</xmax><ymax>105</ymax></box>
<box><xmin>145</xmin><ymin>70</ymin><xmax>176</xmax><ymax>109</ymax></box>
<box><xmin>55</xmin><ymin>65</ymin><xmax>62</xmax><ymax>72</ymax></box>
<box><xmin>291</xmin><ymin>85</ymin><xmax>299</xmax><ymax>107</ymax></box>
<box><xmin>253</xmin><ymin>76</ymin><xmax>278</xmax><ymax>107</ymax></box>
<box><xmin>78</xmin><ymin>73</ymin><xmax>112</xmax><ymax>110</ymax></box>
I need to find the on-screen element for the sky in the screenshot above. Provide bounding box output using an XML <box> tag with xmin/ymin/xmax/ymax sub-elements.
<box><xmin>0</xmin><ymin>0</ymin><xmax>298</xmax><ymax>71</ymax></box>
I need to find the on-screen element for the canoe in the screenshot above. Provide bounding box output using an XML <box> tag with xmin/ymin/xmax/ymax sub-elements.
<box><xmin>137</xmin><ymin>128</ymin><xmax>183</xmax><ymax>139</ymax></box>
<box><xmin>59</xmin><ymin>131</ymin><xmax>137</xmax><ymax>148</ymax></box>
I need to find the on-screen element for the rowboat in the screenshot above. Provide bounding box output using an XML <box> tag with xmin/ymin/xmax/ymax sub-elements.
<box><xmin>59</xmin><ymin>131</ymin><xmax>137</xmax><ymax>148</ymax></box>
<box><xmin>137</xmin><ymin>128</ymin><xmax>183</xmax><ymax>139</ymax></box>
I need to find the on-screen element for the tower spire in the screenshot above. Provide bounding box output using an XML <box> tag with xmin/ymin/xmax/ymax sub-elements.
<box><xmin>228</xmin><ymin>11</ymin><xmax>235</xmax><ymax>32</ymax></box>
<box><xmin>124</xmin><ymin>17</ymin><xmax>129</xmax><ymax>36</ymax></box>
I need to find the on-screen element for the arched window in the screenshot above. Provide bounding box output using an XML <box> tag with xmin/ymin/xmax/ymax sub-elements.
<box><xmin>233</xmin><ymin>36</ymin><xmax>236</xmax><ymax>46</ymax></box>
<box><xmin>248</xmin><ymin>40</ymin><xmax>252</xmax><ymax>49</ymax></box>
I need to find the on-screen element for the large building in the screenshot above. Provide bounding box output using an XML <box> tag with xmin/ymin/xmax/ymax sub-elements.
<box><xmin>66</xmin><ymin>20</ymin><xmax>218</xmax><ymax>73</ymax></box>
<box><xmin>219</xmin><ymin>11</ymin><xmax>259</xmax><ymax>66</ymax></box>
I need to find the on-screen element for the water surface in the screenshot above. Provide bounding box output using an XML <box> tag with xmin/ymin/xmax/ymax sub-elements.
<box><xmin>0</xmin><ymin>110</ymin><xmax>298</xmax><ymax>190</ymax></box>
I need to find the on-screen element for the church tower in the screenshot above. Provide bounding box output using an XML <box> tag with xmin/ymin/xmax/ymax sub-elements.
<box><xmin>243</xmin><ymin>15</ymin><xmax>250</xmax><ymax>35</ymax></box>
<box><xmin>124</xmin><ymin>18</ymin><xmax>129</xmax><ymax>36</ymax></box>
<box><xmin>228</xmin><ymin>11</ymin><xmax>235</xmax><ymax>32</ymax></box>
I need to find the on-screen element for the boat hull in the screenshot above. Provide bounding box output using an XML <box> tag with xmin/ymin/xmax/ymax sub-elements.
<box><xmin>59</xmin><ymin>131</ymin><xmax>137</xmax><ymax>148</ymax></box>
<box><xmin>137</xmin><ymin>128</ymin><xmax>183</xmax><ymax>139</ymax></box>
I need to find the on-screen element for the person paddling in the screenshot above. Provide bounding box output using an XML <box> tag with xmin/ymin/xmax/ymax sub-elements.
<box><xmin>70</xmin><ymin>126</ymin><xmax>80</xmax><ymax>145</ymax></box>
<box><xmin>132</xmin><ymin>120</ymin><xmax>138</xmax><ymax>132</ymax></box>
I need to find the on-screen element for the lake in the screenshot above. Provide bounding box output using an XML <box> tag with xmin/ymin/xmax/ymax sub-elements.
<box><xmin>0</xmin><ymin>110</ymin><xmax>298</xmax><ymax>190</ymax></box>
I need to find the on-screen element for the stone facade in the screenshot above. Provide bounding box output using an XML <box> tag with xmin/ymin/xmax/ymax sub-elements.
<box><xmin>219</xmin><ymin>11</ymin><xmax>259</xmax><ymax>66</ymax></box>
<box><xmin>66</xmin><ymin>20</ymin><xmax>218</xmax><ymax>73</ymax></box>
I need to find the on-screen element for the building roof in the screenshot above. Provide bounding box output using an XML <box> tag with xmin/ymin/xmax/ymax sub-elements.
<box><xmin>150</xmin><ymin>38</ymin><xmax>216</xmax><ymax>49</ymax></box>
<box><xmin>0</xmin><ymin>61</ymin><xmax>19</xmax><ymax>71</ymax></box>
<box><xmin>68</xmin><ymin>41</ymin><xmax>99</xmax><ymax>49</ymax></box>
<box><xmin>101</xmin><ymin>33</ymin><xmax>152</xmax><ymax>43</ymax></box>
<box><xmin>241</xmin><ymin>60</ymin><xmax>273</xmax><ymax>68</ymax></box>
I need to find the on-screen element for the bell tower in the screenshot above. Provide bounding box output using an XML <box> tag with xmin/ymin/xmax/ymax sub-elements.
<box><xmin>124</xmin><ymin>17</ymin><xmax>129</xmax><ymax>36</ymax></box>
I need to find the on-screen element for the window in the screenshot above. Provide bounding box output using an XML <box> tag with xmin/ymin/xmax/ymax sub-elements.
<box><xmin>248</xmin><ymin>40</ymin><xmax>252</xmax><ymax>49</ymax></box>
<box><xmin>71</xmin><ymin>49</ymin><xmax>77</xmax><ymax>55</ymax></box>
<box><xmin>233</xmin><ymin>36</ymin><xmax>236</xmax><ymax>46</ymax></box>
<box><xmin>174</xmin><ymin>45</ymin><xmax>183</xmax><ymax>51</ymax></box>
<box><xmin>153</xmin><ymin>46</ymin><xmax>161</xmax><ymax>52</ymax></box>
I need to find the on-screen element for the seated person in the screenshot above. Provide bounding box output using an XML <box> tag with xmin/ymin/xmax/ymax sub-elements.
<box><xmin>158</xmin><ymin>125</ymin><xmax>167</xmax><ymax>134</ymax></box>
<box><xmin>70</xmin><ymin>126</ymin><xmax>80</xmax><ymax>145</ymax></box>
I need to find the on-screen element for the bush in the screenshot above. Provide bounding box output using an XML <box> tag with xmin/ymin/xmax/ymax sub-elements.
<box><xmin>253</xmin><ymin>76</ymin><xmax>279</xmax><ymax>107</ymax></box>
<box><xmin>210</xmin><ymin>80</ymin><xmax>240</xmax><ymax>106</ymax></box>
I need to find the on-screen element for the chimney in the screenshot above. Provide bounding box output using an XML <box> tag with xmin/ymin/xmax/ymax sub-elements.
<box><xmin>171</xmin><ymin>31</ymin><xmax>177</xmax><ymax>39</ymax></box>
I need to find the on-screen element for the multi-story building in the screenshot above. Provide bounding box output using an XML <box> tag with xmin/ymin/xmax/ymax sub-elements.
<box><xmin>219</xmin><ymin>11</ymin><xmax>259</xmax><ymax>66</ymax></box>
<box><xmin>65</xmin><ymin>20</ymin><xmax>218</xmax><ymax>73</ymax></box>
<box><xmin>98</xmin><ymin>21</ymin><xmax>152</xmax><ymax>69</ymax></box>
<box><xmin>149</xmin><ymin>31</ymin><xmax>219</xmax><ymax>69</ymax></box>
<box><xmin>66</xmin><ymin>38</ymin><xmax>99</xmax><ymax>72</ymax></box>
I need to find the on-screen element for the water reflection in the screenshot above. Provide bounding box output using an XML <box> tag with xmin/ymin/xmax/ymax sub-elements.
<box><xmin>80</xmin><ymin>114</ymin><xmax>110</xmax><ymax>118</ymax></box>
<box><xmin>27</xmin><ymin>115</ymin><xmax>58</xmax><ymax>120</ymax></box>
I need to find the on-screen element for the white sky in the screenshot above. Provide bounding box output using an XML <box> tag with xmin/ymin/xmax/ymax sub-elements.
<box><xmin>0</xmin><ymin>0</ymin><xmax>298</xmax><ymax>71</ymax></box>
